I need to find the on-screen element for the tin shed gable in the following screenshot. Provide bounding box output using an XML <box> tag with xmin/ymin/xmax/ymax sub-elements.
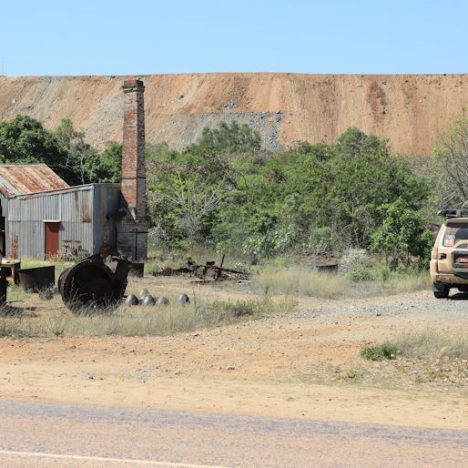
<box><xmin>0</xmin><ymin>164</ymin><xmax>69</xmax><ymax>197</ymax></box>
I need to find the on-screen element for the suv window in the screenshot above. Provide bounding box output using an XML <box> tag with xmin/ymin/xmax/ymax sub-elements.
<box><xmin>442</xmin><ymin>223</ymin><xmax>468</xmax><ymax>247</ymax></box>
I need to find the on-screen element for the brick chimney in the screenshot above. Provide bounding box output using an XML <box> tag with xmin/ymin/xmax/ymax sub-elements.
<box><xmin>121</xmin><ymin>79</ymin><xmax>146</xmax><ymax>221</ymax></box>
<box><xmin>117</xmin><ymin>79</ymin><xmax>148</xmax><ymax>262</ymax></box>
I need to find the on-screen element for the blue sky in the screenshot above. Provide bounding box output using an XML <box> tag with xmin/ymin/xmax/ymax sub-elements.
<box><xmin>0</xmin><ymin>0</ymin><xmax>466</xmax><ymax>76</ymax></box>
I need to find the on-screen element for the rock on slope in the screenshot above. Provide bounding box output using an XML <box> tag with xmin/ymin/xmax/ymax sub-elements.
<box><xmin>1</xmin><ymin>73</ymin><xmax>467</xmax><ymax>155</ymax></box>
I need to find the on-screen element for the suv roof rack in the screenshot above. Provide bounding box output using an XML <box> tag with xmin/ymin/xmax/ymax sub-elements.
<box><xmin>437</xmin><ymin>209</ymin><xmax>468</xmax><ymax>218</ymax></box>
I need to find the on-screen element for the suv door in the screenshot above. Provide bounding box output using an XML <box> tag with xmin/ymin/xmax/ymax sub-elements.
<box><xmin>434</xmin><ymin>224</ymin><xmax>452</xmax><ymax>273</ymax></box>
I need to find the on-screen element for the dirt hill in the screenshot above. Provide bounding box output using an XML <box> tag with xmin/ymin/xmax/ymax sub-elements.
<box><xmin>1</xmin><ymin>73</ymin><xmax>467</xmax><ymax>155</ymax></box>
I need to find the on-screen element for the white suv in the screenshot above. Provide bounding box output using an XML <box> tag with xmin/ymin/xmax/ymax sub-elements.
<box><xmin>431</xmin><ymin>210</ymin><xmax>468</xmax><ymax>298</ymax></box>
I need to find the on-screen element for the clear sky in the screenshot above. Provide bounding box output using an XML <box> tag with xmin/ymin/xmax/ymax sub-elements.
<box><xmin>0</xmin><ymin>0</ymin><xmax>466</xmax><ymax>76</ymax></box>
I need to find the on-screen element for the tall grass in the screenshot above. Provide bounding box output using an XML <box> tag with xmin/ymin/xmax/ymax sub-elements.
<box><xmin>255</xmin><ymin>267</ymin><xmax>349</xmax><ymax>299</ymax></box>
<box><xmin>254</xmin><ymin>266</ymin><xmax>430</xmax><ymax>300</ymax></box>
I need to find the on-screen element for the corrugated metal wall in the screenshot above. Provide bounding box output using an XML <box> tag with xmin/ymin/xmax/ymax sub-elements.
<box><xmin>1</xmin><ymin>184</ymin><xmax>120</xmax><ymax>259</ymax></box>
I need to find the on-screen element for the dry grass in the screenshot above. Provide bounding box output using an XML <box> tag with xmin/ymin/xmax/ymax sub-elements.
<box><xmin>375</xmin><ymin>273</ymin><xmax>431</xmax><ymax>296</ymax></box>
<box><xmin>7</xmin><ymin>284</ymin><xmax>33</xmax><ymax>303</ymax></box>
<box><xmin>255</xmin><ymin>267</ymin><xmax>349</xmax><ymax>299</ymax></box>
<box><xmin>254</xmin><ymin>266</ymin><xmax>430</xmax><ymax>300</ymax></box>
<box><xmin>394</xmin><ymin>328</ymin><xmax>468</xmax><ymax>361</ymax></box>
<box><xmin>0</xmin><ymin>296</ymin><xmax>296</xmax><ymax>338</ymax></box>
<box><xmin>352</xmin><ymin>329</ymin><xmax>468</xmax><ymax>388</ymax></box>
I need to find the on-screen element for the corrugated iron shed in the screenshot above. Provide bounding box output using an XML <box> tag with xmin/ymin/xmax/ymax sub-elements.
<box><xmin>0</xmin><ymin>164</ymin><xmax>69</xmax><ymax>197</ymax></box>
<box><xmin>0</xmin><ymin>183</ymin><xmax>121</xmax><ymax>259</ymax></box>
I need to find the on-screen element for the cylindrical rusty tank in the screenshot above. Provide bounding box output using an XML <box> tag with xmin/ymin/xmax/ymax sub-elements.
<box><xmin>58</xmin><ymin>255</ymin><xmax>130</xmax><ymax>313</ymax></box>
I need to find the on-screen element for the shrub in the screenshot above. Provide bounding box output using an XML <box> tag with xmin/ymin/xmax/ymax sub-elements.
<box><xmin>339</xmin><ymin>248</ymin><xmax>369</xmax><ymax>273</ymax></box>
<box><xmin>348</xmin><ymin>269</ymin><xmax>372</xmax><ymax>282</ymax></box>
<box><xmin>371</xmin><ymin>198</ymin><xmax>433</xmax><ymax>269</ymax></box>
<box><xmin>360</xmin><ymin>342</ymin><xmax>400</xmax><ymax>361</ymax></box>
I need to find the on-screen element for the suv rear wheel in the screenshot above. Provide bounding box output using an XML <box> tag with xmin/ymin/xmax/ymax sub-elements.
<box><xmin>432</xmin><ymin>283</ymin><xmax>450</xmax><ymax>299</ymax></box>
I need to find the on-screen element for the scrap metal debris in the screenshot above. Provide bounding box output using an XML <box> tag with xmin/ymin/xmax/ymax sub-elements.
<box><xmin>298</xmin><ymin>252</ymin><xmax>338</xmax><ymax>272</ymax></box>
<box><xmin>152</xmin><ymin>255</ymin><xmax>250</xmax><ymax>282</ymax></box>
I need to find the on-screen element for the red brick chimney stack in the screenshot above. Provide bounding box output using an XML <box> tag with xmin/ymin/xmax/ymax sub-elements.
<box><xmin>117</xmin><ymin>79</ymin><xmax>148</xmax><ymax>263</ymax></box>
<box><xmin>121</xmin><ymin>79</ymin><xmax>145</xmax><ymax>222</ymax></box>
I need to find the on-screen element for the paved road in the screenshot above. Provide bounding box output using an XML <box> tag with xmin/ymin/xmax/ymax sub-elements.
<box><xmin>0</xmin><ymin>400</ymin><xmax>466</xmax><ymax>467</ymax></box>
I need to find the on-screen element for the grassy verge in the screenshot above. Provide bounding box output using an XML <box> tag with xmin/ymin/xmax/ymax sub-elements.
<box><xmin>0</xmin><ymin>296</ymin><xmax>296</xmax><ymax>338</ymax></box>
<box><xmin>301</xmin><ymin>329</ymin><xmax>467</xmax><ymax>390</ymax></box>
<box><xmin>355</xmin><ymin>329</ymin><xmax>468</xmax><ymax>387</ymax></box>
<box><xmin>360</xmin><ymin>329</ymin><xmax>468</xmax><ymax>362</ymax></box>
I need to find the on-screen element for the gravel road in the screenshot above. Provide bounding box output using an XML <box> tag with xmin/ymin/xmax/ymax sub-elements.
<box><xmin>290</xmin><ymin>290</ymin><xmax>468</xmax><ymax>320</ymax></box>
<box><xmin>0</xmin><ymin>400</ymin><xmax>466</xmax><ymax>467</ymax></box>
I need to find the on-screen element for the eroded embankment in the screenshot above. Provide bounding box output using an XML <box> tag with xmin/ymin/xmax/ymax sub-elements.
<box><xmin>1</xmin><ymin>73</ymin><xmax>468</xmax><ymax>154</ymax></box>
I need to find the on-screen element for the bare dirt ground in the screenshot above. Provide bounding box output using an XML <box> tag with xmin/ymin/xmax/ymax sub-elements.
<box><xmin>0</xmin><ymin>276</ymin><xmax>467</xmax><ymax>431</ymax></box>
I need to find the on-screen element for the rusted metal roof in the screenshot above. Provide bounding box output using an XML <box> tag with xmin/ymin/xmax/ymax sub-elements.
<box><xmin>0</xmin><ymin>164</ymin><xmax>69</xmax><ymax>197</ymax></box>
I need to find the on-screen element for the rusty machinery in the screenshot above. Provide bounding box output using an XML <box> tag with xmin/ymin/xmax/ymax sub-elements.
<box><xmin>58</xmin><ymin>254</ymin><xmax>130</xmax><ymax>312</ymax></box>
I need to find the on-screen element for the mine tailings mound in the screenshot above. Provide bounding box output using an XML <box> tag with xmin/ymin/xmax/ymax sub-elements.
<box><xmin>1</xmin><ymin>73</ymin><xmax>467</xmax><ymax>155</ymax></box>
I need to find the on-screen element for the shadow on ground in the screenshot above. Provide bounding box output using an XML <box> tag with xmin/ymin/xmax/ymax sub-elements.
<box><xmin>0</xmin><ymin>305</ymin><xmax>37</xmax><ymax>317</ymax></box>
<box><xmin>447</xmin><ymin>292</ymin><xmax>468</xmax><ymax>301</ymax></box>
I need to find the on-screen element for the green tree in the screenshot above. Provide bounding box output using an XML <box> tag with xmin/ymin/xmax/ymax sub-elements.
<box><xmin>326</xmin><ymin>127</ymin><xmax>429</xmax><ymax>248</ymax></box>
<box><xmin>85</xmin><ymin>142</ymin><xmax>122</xmax><ymax>183</ymax></box>
<box><xmin>145</xmin><ymin>123</ymin><xmax>262</xmax><ymax>249</ymax></box>
<box><xmin>0</xmin><ymin>115</ymin><xmax>121</xmax><ymax>185</ymax></box>
<box><xmin>145</xmin><ymin>123</ymin><xmax>431</xmax><ymax>259</ymax></box>
<box><xmin>54</xmin><ymin>118</ymin><xmax>97</xmax><ymax>184</ymax></box>
<box><xmin>432</xmin><ymin>114</ymin><xmax>468</xmax><ymax>208</ymax></box>
<box><xmin>0</xmin><ymin>115</ymin><xmax>77</xmax><ymax>182</ymax></box>
<box><xmin>371</xmin><ymin>198</ymin><xmax>432</xmax><ymax>268</ymax></box>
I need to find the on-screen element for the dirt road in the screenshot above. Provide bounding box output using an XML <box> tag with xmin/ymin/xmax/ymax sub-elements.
<box><xmin>0</xmin><ymin>400</ymin><xmax>466</xmax><ymax>467</ymax></box>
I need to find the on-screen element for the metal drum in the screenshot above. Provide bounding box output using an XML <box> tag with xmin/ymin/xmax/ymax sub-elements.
<box><xmin>58</xmin><ymin>255</ymin><xmax>130</xmax><ymax>313</ymax></box>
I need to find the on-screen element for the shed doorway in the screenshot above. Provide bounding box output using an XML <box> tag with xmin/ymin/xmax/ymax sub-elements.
<box><xmin>44</xmin><ymin>222</ymin><xmax>61</xmax><ymax>258</ymax></box>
